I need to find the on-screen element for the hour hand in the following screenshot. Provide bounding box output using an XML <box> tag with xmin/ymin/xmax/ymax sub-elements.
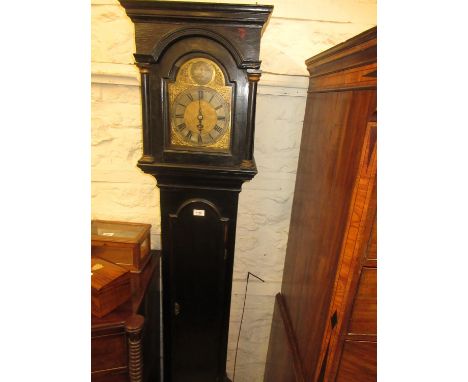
<box><xmin>197</xmin><ymin>106</ymin><xmax>204</xmax><ymax>131</ymax></box>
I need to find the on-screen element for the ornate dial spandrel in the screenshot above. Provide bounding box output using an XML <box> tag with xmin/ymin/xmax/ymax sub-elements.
<box><xmin>168</xmin><ymin>58</ymin><xmax>233</xmax><ymax>151</ymax></box>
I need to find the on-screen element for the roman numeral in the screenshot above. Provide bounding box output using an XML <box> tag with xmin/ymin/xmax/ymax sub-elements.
<box><xmin>208</xmin><ymin>94</ymin><xmax>215</xmax><ymax>103</ymax></box>
<box><xmin>214</xmin><ymin>105</ymin><xmax>222</xmax><ymax>110</ymax></box>
<box><xmin>198</xmin><ymin>134</ymin><xmax>203</xmax><ymax>144</ymax></box>
<box><xmin>214</xmin><ymin>125</ymin><xmax>223</xmax><ymax>134</ymax></box>
<box><xmin>217</xmin><ymin>116</ymin><xmax>225</xmax><ymax>121</ymax></box>
<box><xmin>177</xmin><ymin>123</ymin><xmax>186</xmax><ymax>131</ymax></box>
<box><xmin>198</xmin><ymin>90</ymin><xmax>203</xmax><ymax>100</ymax></box>
<box><xmin>186</xmin><ymin>93</ymin><xmax>193</xmax><ymax>102</ymax></box>
<box><xmin>207</xmin><ymin>133</ymin><xmax>214</xmax><ymax>142</ymax></box>
<box><xmin>175</xmin><ymin>114</ymin><xmax>184</xmax><ymax>119</ymax></box>
<box><xmin>186</xmin><ymin>131</ymin><xmax>193</xmax><ymax>139</ymax></box>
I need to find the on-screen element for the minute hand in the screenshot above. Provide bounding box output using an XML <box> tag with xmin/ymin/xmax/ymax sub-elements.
<box><xmin>197</xmin><ymin>97</ymin><xmax>204</xmax><ymax>131</ymax></box>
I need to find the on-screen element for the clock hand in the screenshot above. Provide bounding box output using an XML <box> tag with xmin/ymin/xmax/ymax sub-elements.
<box><xmin>197</xmin><ymin>95</ymin><xmax>204</xmax><ymax>132</ymax></box>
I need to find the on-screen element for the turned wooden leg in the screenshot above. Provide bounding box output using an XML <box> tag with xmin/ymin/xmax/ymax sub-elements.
<box><xmin>125</xmin><ymin>314</ymin><xmax>145</xmax><ymax>382</ymax></box>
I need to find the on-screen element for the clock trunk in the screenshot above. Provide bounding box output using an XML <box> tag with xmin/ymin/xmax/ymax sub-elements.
<box><xmin>160</xmin><ymin>186</ymin><xmax>239</xmax><ymax>382</ymax></box>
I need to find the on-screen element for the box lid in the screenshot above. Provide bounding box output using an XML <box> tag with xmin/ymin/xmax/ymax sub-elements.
<box><xmin>91</xmin><ymin>257</ymin><xmax>129</xmax><ymax>293</ymax></box>
<box><xmin>91</xmin><ymin>220</ymin><xmax>151</xmax><ymax>244</ymax></box>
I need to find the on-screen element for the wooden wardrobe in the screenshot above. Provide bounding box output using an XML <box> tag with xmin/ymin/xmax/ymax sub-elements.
<box><xmin>264</xmin><ymin>27</ymin><xmax>377</xmax><ymax>382</ymax></box>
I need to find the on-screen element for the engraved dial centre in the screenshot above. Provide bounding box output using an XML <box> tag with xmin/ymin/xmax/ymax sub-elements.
<box><xmin>185</xmin><ymin>100</ymin><xmax>217</xmax><ymax>132</ymax></box>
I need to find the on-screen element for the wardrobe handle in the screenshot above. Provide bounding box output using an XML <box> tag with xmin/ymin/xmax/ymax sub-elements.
<box><xmin>174</xmin><ymin>302</ymin><xmax>181</xmax><ymax>316</ymax></box>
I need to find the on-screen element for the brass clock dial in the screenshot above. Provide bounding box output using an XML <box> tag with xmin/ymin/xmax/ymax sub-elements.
<box><xmin>168</xmin><ymin>58</ymin><xmax>232</xmax><ymax>150</ymax></box>
<box><xmin>171</xmin><ymin>86</ymin><xmax>229</xmax><ymax>146</ymax></box>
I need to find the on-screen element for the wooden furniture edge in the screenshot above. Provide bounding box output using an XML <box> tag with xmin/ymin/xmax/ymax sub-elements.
<box><xmin>118</xmin><ymin>0</ymin><xmax>274</xmax><ymax>25</ymax></box>
<box><xmin>276</xmin><ymin>293</ymin><xmax>306</xmax><ymax>382</ymax></box>
<box><xmin>305</xmin><ymin>27</ymin><xmax>376</xmax><ymax>68</ymax></box>
<box><xmin>305</xmin><ymin>27</ymin><xmax>376</xmax><ymax>80</ymax></box>
<box><xmin>314</xmin><ymin>118</ymin><xmax>377</xmax><ymax>382</ymax></box>
<box><xmin>91</xmin><ymin>250</ymin><xmax>160</xmax><ymax>333</ymax></box>
<box><xmin>125</xmin><ymin>314</ymin><xmax>145</xmax><ymax>382</ymax></box>
<box><xmin>91</xmin><ymin>219</ymin><xmax>152</xmax><ymax>244</ymax></box>
<box><xmin>91</xmin><ymin>366</ymin><xmax>128</xmax><ymax>379</ymax></box>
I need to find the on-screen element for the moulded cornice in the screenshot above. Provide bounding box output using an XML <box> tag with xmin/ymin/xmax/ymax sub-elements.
<box><xmin>305</xmin><ymin>26</ymin><xmax>377</xmax><ymax>77</ymax></box>
<box><xmin>118</xmin><ymin>0</ymin><xmax>273</xmax><ymax>31</ymax></box>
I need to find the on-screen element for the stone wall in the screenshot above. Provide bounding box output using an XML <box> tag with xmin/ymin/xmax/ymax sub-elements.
<box><xmin>91</xmin><ymin>1</ymin><xmax>376</xmax><ymax>380</ymax></box>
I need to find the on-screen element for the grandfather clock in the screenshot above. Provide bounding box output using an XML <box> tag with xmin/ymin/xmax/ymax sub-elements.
<box><xmin>118</xmin><ymin>1</ymin><xmax>273</xmax><ymax>381</ymax></box>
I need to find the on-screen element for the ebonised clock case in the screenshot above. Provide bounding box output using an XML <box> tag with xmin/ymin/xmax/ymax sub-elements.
<box><xmin>118</xmin><ymin>2</ymin><xmax>273</xmax><ymax>381</ymax></box>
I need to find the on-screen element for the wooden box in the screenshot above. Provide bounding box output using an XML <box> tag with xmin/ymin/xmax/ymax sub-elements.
<box><xmin>91</xmin><ymin>257</ymin><xmax>131</xmax><ymax>318</ymax></box>
<box><xmin>91</xmin><ymin>220</ymin><xmax>151</xmax><ymax>273</ymax></box>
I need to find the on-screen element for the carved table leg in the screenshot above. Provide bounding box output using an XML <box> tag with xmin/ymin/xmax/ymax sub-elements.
<box><xmin>125</xmin><ymin>314</ymin><xmax>145</xmax><ymax>382</ymax></box>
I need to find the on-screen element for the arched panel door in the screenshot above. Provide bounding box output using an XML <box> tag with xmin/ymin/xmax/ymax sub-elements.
<box><xmin>168</xmin><ymin>198</ymin><xmax>229</xmax><ymax>382</ymax></box>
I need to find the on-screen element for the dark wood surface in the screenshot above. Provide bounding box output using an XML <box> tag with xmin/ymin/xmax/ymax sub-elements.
<box><xmin>118</xmin><ymin>1</ymin><xmax>273</xmax><ymax>381</ymax></box>
<box><xmin>335</xmin><ymin>341</ymin><xmax>376</xmax><ymax>382</ymax></box>
<box><xmin>159</xmin><ymin>184</ymin><xmax>240</xmax><ymax>382</ymax></box>
<box><xmin>168</xmin><ymin>196</ymin><xmax>231</xmax><ymax>380</ymax></box>
<box><xmin>92</xmin><ymin>251</ymin><xmax>161</xmax><ymax>382</ymax></box>
<box><xmin>118</xmin><ymin>0</ymin><xmax>273</xmax><ymax>176</ymax></box>
<box><xmin>264</xmin><ymin>26</ymin><xmax>377</xmax><ymax>382</ymax></box>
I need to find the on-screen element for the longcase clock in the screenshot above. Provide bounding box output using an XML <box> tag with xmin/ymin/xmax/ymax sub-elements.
<box><xmin>118</xmin><ymin>1</ymin><xmax>273</xmax><ymax>381</ymax></box>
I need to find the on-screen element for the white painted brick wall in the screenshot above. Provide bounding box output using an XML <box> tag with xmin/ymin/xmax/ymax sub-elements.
<box><xmin>91</xmin><ymin>1</ymin><xmax>376</xmax><ymax>380</ymax></box>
